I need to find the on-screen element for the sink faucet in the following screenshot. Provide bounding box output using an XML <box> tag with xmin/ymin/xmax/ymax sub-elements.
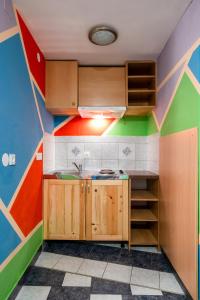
<box><xmin>73</xmin><ymin>162</ymin><xmax>82</xmax><ymax>173</ymax></box>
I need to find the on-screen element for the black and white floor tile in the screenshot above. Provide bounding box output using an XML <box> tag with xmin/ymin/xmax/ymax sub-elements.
<box><xmin>9</xmin><ymin>242</ymin><xmax>192</xmax><ymax>300</ymax></box>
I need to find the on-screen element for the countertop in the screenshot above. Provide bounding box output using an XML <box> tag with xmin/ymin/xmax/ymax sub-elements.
<box><xmin>126</xmin><ymin>170</ymin><xmax>159</xmax><ymax>179</ymax></box>
<box><xmin>43</xmin><ymin>170</ymin><xmax>158</xmax><ymax>180</ymax></box>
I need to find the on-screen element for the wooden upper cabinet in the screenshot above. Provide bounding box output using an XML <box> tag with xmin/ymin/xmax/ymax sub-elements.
<box><xmin>79</xmin><ymin>67</ymin><xmax>126</xmax><ymax>106</ymax></box>
<box><xmin>45</xmin><ymin>61</ymin><xmax>78</xmax><ymax>115</ymax></box>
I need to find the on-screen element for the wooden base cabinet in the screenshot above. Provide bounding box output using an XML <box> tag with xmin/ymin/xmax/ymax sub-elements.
<box><xmin>86</xmin><ymin>180</ymin><xmax>128</xmax><ymax>241</ymax></box>
<box><xmin>43</xmin><ymin>180</ymin><xmax>85</xmax><ymax>240</ymax></box>
<box><xmin>43</xmin><ymin>179</ymin><xmax>128</xmax><ymax>241</ymax></box>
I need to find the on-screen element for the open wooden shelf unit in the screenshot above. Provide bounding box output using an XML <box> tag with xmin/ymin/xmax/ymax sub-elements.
<box><xmin>129</xmin><ymin>175</ymin><xmax>159</xmax><ymax>248</ymax></box>
<box><xmin>125</xmin><ymin>61</ymin><xmax>156</xmax><ymax>115</ymax></box>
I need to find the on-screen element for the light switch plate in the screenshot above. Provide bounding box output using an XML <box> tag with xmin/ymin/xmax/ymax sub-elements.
<box><xmin>9</xmin><ymin>154</ymin><xmax>16</xmax><ymax>165</ymax></box>
<box><xmin>36</xmin><ymin>153</ymin><xmax>43</xmax><ymax>160</ymax></box>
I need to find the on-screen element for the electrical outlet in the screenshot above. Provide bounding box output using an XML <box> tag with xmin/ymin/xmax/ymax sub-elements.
<box><xmin>36</xmin><ymin>153</ymin><xmax>43</xmax><ymax>160</ymax></box>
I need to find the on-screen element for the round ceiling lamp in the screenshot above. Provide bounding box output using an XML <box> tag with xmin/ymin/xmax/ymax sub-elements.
<box><xmin>89</xmin><ymin>26</ymin><xmax>118</xmax><ymax>46</ymax></box>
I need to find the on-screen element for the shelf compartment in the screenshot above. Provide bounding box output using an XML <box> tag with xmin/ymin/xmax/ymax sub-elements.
<box><xmin>128</xmin><ymin>76</ymin><xmax>155</xmax><ymax>90</ymax></box>
<box><xmin>125</xmin><ymin>106</ymin><xmax>154</xmax><ymax>116</ymax></box>
<box><xmin>128</xmin><ymin>91</ymin><xmax>155</xmax><ymax>106</ymax></box>
<box><xmin>131</xmin><ymin>190</ymin><xmax>158</xmax><ymax>202</ymax></box>
<box><xmin>127</xmin><ymin>62</ymin><xmax>155</xmax><ymax>76</ymax></box>
<box><xmin>130</xmin><ymin>228</ymin><xmax>158</xmax><ymax>245</ymax></box>
<box><xmin>131</xmin><ymin>209</ymin><xmax>158</xmax><ymax>222</ymax></box>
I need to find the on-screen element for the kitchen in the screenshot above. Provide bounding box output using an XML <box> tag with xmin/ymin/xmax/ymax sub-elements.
<box><xmin>0</xmin><ymin>0</ymin><xmax>199</xmax><ymax>299</ymax></box>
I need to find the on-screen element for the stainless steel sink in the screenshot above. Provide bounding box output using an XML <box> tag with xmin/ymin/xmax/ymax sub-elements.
<box><xmin>56</xmin><ymin>170</ymin><xmax>80</xmax><ymax>175</ymax></box>
<box><xmin>54</xmin><ymin>170</ymin><xmax>81</xmax><ymax>179</ymax></box>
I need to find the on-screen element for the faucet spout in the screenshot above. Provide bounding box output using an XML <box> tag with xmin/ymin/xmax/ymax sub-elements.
<box><xmin>73</xmin><ymin>162</ymin><xmax>81</xmax><ymax>172</ymax></box>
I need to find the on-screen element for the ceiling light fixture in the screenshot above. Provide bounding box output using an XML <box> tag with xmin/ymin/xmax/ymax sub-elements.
<box><xmin>89</xmin><ymin>26</ymin><xmax>118</xmax><ymax>46</ymax></box>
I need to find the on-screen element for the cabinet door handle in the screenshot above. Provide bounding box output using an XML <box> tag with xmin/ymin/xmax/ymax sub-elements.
<box><xmin>87</xmin><ymin>184</ymin><xmax>90</xmax><ymax>193</ymax></box>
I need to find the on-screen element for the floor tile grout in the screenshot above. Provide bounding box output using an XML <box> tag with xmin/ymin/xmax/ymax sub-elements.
<box><xmin>101</xmin><ymin>262</ymin><xmax>109</xmax><ymax>279</ymax></box>
<box><xmin>34</xmin><ymin>252</ymin><xmax>185</xmax><ymax>295</ymax></box>
<box><xmin>11</xmin><ymin>243</ymin><xmax>189</xmax><ymax>299</ymax></box>
<box><xmin>76</xmin><ymin>257</ymin><xmax>85</xmax><ymax>273</ymax></box>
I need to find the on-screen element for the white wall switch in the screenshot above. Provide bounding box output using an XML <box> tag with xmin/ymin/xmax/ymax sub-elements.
<box><xmin>36</xmin><ymin>153</ymin><xmax>43</xmax><ymax>160</ymax></box>
<box><xmin>2</xmin><ymin>153</ymin><xmax>16</xmax><ymax>166</ymax></box>
<box><xmin>9</xmin><ymin>154</ymin><xmax>16</xmax><ymax>165</ymax></box>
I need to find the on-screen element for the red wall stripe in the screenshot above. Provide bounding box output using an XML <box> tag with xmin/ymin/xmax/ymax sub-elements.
<box><xmin>10</xmin><ymin>145</ymin><xmax>43</xmax><ymax>237</ymax></box>
<box><xmin>16</xmin><ymin>11</ymin><xmax>45</xmax><ymax>96</ymax></box>
<box><xmin>54</xmin><ymin>116</ymin><xmax>115</xmax><ymax>136</ymax></box>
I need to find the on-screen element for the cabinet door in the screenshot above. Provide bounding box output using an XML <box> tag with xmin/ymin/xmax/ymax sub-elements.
<box><xmin>79</xmin><ymin>67</ymin><xmax>126</xmax><ymax>106</ymax></box>
<box><xmin>86</xmin><ymin>180</ymin><xmax>127</xmax><ymax>241</ymax></box>
<box><xmin>43</xmin><ymin>180</ymin><xmax>84</xmax><ymax>240</ymax></box>
<box><xmin>46</xmin><ymin>61</ymin><xmax>78</xmax><ymax>115</ymax></box>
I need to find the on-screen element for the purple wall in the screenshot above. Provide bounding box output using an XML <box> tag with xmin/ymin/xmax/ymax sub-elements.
<box><xmin>157</xmin><ymin>0</ymin><xmax>200</xmax><ymax>85</ymax></box>
<box><xmin>0</xmin><ymin>0</ymin><xmax>16</xmax><ymax>32</ymax></box>
<box><xmin>155</xmin><ymin>64</ymin><xmax>183</xmax><ymax>124</ymax></box>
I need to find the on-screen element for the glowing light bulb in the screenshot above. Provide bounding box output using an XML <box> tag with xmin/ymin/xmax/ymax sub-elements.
<box><xmin>94</xmin><ymin>114</ymin><xmax>104</xmax><ymax>120</ymax></box>
<box><xmin>90</xmin><ymin>118</ymin><xmax>107</xmax><ymax>128</ymax></box>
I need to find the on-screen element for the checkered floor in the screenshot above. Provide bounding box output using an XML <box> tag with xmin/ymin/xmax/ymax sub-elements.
<box><xmin>9</xmin><ymin>242</ymin><xmax>192</xmax><ymax>299</ymax></box>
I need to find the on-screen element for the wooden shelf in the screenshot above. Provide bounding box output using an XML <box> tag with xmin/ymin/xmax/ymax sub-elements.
<box><xmin>128</xmin><ymin>75</ymin><xmax>155</xmax><ymax>79</ymax></box>
<box><xmin>130</xmin><ymin>228</ymin><xmax>158</xmax><ymax>245</ymax></box>
<box><xmin>131</xmin><ymin>209</ymin><xmax>158</xmax><ymax>222</ymax></box>
<box><xmin>128</xmin><ymin>176</ymin><xmax>159</xmax><ymax>249</ymax></box>
<box><xmin>125</xmin><ymin>106</ymin><xmax>155</xmax><ymax>116</ymax></box>
<box><xmin>131</xmin><ymin>190</ymin><xmax>158</xmax><ymax>202</ymax></box>
<box><xmin>128</xmin><ymin>89</ymin><xmax>155</xmax><ymax>93</ymax></box>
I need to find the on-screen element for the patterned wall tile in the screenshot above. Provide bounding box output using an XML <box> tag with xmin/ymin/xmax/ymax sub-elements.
<box><xmin>119</xmin><ymin>144</ymin><xmax>135</xmax><ymax>160</ymax></box>
<box><xmin>67</xmin><ymin>143</ymin><xmax>84</xmax><ymax>159</ymax></box>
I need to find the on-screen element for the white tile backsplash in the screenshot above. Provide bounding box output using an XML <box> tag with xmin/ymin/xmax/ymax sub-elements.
<box><xmin>85</xmin><ymin>159</ymin><xmax>101</xmax><ymax>170</ymax></box>
<box><xmin>84</xmin><ymin>143</ymin><xmax>102</xmax><ymax>159</ymax></box>
<box><xmin>135</xmin><ymin>144</ymin><xmax>147</xmax><ymax>161</ymax></box>
<box><xmin>54</xmin><ymin>159</ymin><xmax>68</xmax><ymax>170</ymax></box>
<box><xmin>101</xmin><ymin>143</ymin><xmax>118</xmax><ymax>159</ymax></box>
<box><xmin>135</xmin><ymin>161</ymin><xmax>146</xmax><ymax>171</ymax></box>
<box><xmin>101</xmin><ymin>160</ymin><xmax>119</xmax><ymax>170</ymax></box>
<box><xmin>118</xmin><ymin>160</ymin><xmax>136</xmax><ymax>170</ymax></box>
<box><xmin>55</xmin><ymin>142</ymin><xmax>67</xmax><ymax>160</ymax></box>
<box><xmin>44</xmin><ymin>134</ymin><xmax>159</xmax><ymax>173</ymax></box>
<box><xmin>146</xmin><ymin>133</ymin><xmax>159</xmax><ymax>173</ymax></box>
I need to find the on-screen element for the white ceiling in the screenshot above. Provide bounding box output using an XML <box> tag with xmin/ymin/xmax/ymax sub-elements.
<box><xmin>14</xmin><ymin>0</ymin><xmax>192</xmax><ymax>65</ymax></box>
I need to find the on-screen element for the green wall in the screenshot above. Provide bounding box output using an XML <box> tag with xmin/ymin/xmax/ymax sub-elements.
<box><xmin>107</xmin><ymin>115</ymin><xmax>158</xmax><ymax>136</ymax></box>
<box><xmin>0</xmin><ymin>226</ymin><xmax>43</xmax><ymax>300</ymax></box>
<box><xmin>147</xmin><ymin>114</ymin><xmax>158</xmax><ymax>136</ymax></box>
<box><xmin>161</xmin><ymin>73</ymin><xmax>200</xmax><ymax>136</ymax></box>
